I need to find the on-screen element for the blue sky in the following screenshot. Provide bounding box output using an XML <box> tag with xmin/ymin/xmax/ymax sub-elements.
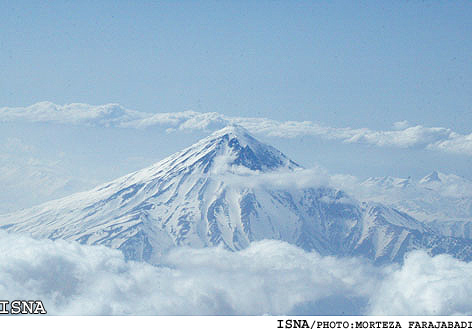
<box><xmin>2</xmin><ymin>1</ymin><xmax>471</xmax><ymax>129</ymax></box>
<box><xmin>0</xmin><ymin>1</ymin><xmax>471</xmax><ymax>210</ymax></box>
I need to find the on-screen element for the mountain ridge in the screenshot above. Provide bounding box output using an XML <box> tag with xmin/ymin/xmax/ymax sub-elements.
<box><xmin>355</xmin><ymin>171</ymin><xmax>472</xmax><ymax>239</ymax></box>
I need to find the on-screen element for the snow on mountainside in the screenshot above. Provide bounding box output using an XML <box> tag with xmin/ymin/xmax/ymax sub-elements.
<box><xmin>357</xmin><ymin>171</ymin><xmax>472</xmax><ymax>240</ymax></box>
<box><xmin>1</xmin><ymin>126</ymin><xmax>471</xmax><ymax>264</ymax></box>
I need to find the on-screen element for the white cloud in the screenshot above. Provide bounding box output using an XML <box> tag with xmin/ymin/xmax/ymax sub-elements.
<box><xmin>369</xmin><ymin>250</ymin><xmax>472</xmax><ymax>315</ymax></box>
<box><xmin>209</xmin><ymin>153</ymin><xmax>331</xmax><ymax>191</ymax></box>
<box><xmin>429</xmin><ymin>132</ymin><xmax>472</xmax><ymax>157</ymax></box>
<box><xmin>1</xmin><ymin>102</ymin><xmax>471</xmax><ymax>156</ymax></box>
<box><xmin>0</xmin><ymin>232</ymin><xmax>374</xmax><ymax>315</ymax></box>
<box><xmin>393</xmin><ymin>120</ymin><xmax>410</xmax><ymax>130</ymax></box>
<box><xmin>250</xmin><ymin>167</ymin><xmax>331</xmax><ymax>191</ymax></box>
<box><xmin>0</xmin><ymin>101</ymin><xmax>147</xmax><ymax>127</ymax></box>
<box><xmin>1</xmin><ymin>231</ymin><xmax>472</xmax><ymax>315</ymax></box>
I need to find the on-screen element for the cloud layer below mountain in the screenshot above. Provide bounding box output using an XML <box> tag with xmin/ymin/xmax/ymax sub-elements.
<box><xmin>1</xmin><ymin>102</ymin><xmax>471</xmax><ymax>156</ymax></box>
<box><xmin>1</xmin><ymin>231</ymin><xmax>471</xmax><ymax>315</ymax></box>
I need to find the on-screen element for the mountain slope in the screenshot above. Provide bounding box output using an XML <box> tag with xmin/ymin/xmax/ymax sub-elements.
<box><xmin>1</xmin><ymin>126</ymin><xmax>471</xmax><ymax>264</ymax></box>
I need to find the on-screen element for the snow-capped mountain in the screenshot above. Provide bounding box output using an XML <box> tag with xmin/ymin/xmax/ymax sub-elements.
<box><xmin>357</xmin><ymin>171</ymin><xmax>472</xmax><ymax>239</ymax></box>
<box><xmin>1</xmin><ymin>126</ymin><xmax>471</xmax><ymax>264</ymax></box>
<box><xmin>420</xmin><ymin>171</ymin><xmax>442</xmax><ymax>184</ymax></box>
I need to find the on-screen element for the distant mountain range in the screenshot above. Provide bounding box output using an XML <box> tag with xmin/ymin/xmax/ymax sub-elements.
<box><xmin>1</xmin><ymin>126</ymin><xmax>471</xmax><ymax>264</ymax></box>
<box><xmin>356</xmin><ymin>171</ymin><xmax>472</xmax><ymax>239</ymax></box>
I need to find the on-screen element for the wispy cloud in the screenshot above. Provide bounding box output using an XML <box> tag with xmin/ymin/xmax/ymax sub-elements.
<box><xmin>1</xmin><ymin>231</ymin><xmax>472</xmax><ymax>315</ymax></box>
<box><xmin>0</xmin><ymin>101</ymin><xmax>147</xmax><ymax>127</ymax></box>
<box><xmin>1</xmin><ymin>102</ymin><xmax>471</xmax><ymax>156</ymax></box>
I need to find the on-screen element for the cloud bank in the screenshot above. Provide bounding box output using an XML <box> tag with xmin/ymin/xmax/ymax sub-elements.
<box><xmin>1</xmin><ymin>102</ymin><xmax>471</xmax><ymax>156</ymax></box>
<box><xmin>1</xmin><ymin>231</ymin><xmax>472</xmax><ymax>315</ymax></box>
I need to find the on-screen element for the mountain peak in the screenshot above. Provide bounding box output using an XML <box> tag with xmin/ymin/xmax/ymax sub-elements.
<box><xmin>189</xmin><ymin>125</ymin><xmax>300</xmax><ymax>172</ymax></box>
<box><xmin>420</xmin><ymin>171</ymin><xmax>442</xmax><ymax>184</ymax></box>
<box><xmin>208</xmin><ymin>125</ymin><xmax>255</xmax><ymax>148</ymax></box>
<box><xmin>211</xmin><ymin>124</ymin><xmax>251</xmax><ymax>137</ymax></box>
<box><xmin>146</xmin><ymin>125</ymin><xmax>299</xmax><ymax>178</ymax></box>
